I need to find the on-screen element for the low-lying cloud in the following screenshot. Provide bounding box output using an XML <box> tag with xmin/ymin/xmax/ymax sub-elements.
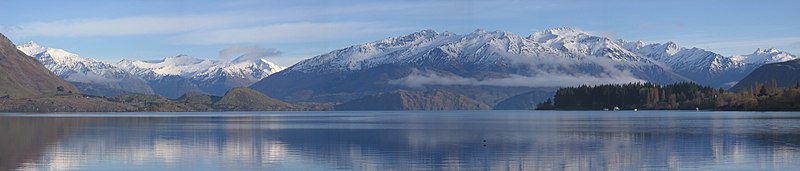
<box><xmin>389</xmin><ymin>69</ymin><xmax>644</xmax><ymax>88</ymax></box>
<box><xmin>218</xmin><ymin>45</ymin><xmax>282</xmax><ymax>62</ymax></box>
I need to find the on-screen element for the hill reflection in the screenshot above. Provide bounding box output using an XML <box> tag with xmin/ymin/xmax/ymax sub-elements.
<box><xmin>2</xmin><ymin>111</ymin><xmax>800</xmax><ymax>170</ymax></box>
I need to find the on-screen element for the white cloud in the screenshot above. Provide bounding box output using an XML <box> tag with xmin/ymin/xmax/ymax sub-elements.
<box><xmin>390</xmin><ymin>69</ymin><xmax>643</xmax><ymax>88</ymax></box>
<box><xmin>4</xmin><ymin>14</ymin><xmax>252</xmax><ymax>37</ymax></box>
<box><xmin>169</xmin><ymin>22</ymin><xmax>413</xmax><ymax>45</ymax></box>
<box><xmin>218</xmin><ymin>45</ymin><xmax>282</xmax><ymax>62</ymax></box>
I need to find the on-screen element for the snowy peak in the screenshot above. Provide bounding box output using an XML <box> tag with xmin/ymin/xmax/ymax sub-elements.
<box><xmin>636</xmin><ymin>42</ymin><xmax>682</xmax><ymax>56</ymax></box>
<box><xmin>732</xmin><ymin>48</ymin><xmax>797</xmax><ymax>64</ymax></box>
<box><xmin>160</xmin><ymin>54</ymin><xmax>209</xmax><ymax>66</ymax></box>
<box><xmin>117</xmin><ymin>54</ymin><xmax>285</xmax><ymax>95</ymax></box>
<box><xmin>229</xmin><ymin>57</ymin><xmax>285</xmax><ymax>78</ymax></box>
<box><xmin>17</xmin><ymin>41</ymin><xmax>85</xmax><ymax>63</ymax></box>
<box><xmin>528</xmin><ymin>27</ymin><xmax>589</xmax><ymax>43</ymax></box>
<box><xmin>618</xmin><ymin>40</ymin><xmax>646</xmax><ymax>50</ymax></box>
<box><xmin>16</xmin><ymin>41</ymin><xmax>117</xmax><ymax>76</ymax></box>
<box><xmin>14</xmin><ymin>42</ymin><xmax>154</xmax><ymax>96</ymax></box>
<box><xmin>16</xmin><ymin>41</ymin><xmax>47</xmax><ymax>54</ymax></box>
<box><xmin>754</xmin><ymin>48</ymin><xmax>781</xmax><ymax>54</ymax></box>
<box><xmin>536</xmin><ymin>27</ymin><xmax>589</xmax><ymax>38</ymax></box>
<box><xmin>117</xmin><ymin>55</ymin><xmax>285</xmax><ymax>81</ymax></box>
<box><xmin>287</xmin><ymin>28</ymin><xmax>800</xmax><ymax>88</ymax></box>
<box><xmin>374</xmin><ymin>29</ymin><xmax>452</xmax><ymax>48</ymax></box>
<box><xmin>662</xmin><ymin>42</ymin><xmax>680</xmax><ymax>55</ymax></box>
<box><xmin>118</xmin><ymin>54</ymin><xmax>218</xmax><ymax>77</ymax></box>
<box><xmin>294</xmin><ymin>28</ymin><xmax>665</xmax><ymax>72</ymax></box>
<box><xmin>290</xmin><ymin>28</ymin><xmax>661</xmax><ymax>75</ymax></box>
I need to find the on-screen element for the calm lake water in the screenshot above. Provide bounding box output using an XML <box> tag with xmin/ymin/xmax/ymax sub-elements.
<box><xmin>1</xmin><ymin>111</ymin><xmax>800</xmax><ymax>171</ymax></box>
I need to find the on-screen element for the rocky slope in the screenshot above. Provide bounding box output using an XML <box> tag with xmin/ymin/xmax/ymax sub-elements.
<box><xmin>730</xmin><ymin>59</ymin><xmax>800</xmax><ymax>91</ymax></box>
<box><xmin>334</xmin><ymin>89</ymin><xmax>490</xmax><ymax>110</ymax></box>
<box><xmin>0</xmin><ymin>33</ymin><xmax>79</xmax><ymax>98</ymax></box>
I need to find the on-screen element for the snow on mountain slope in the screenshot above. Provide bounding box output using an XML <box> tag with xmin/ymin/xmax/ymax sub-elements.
<box><xmin>194</xmin><ymin>58</ymin><xmax>284</xmax><ymax>81</ymax></box>
<box><xmin>529</xmin><ymin>28</ymin><xmax>644</xmax><ymax>62</ymax></box>
<box><xmin>18</xmin><ymin>41</ymin><xmax>126</xmax><ymax>82</ymax></box>
<box><xmin>118</xmin><ymin>55</ymin><xmax>284</xmax><ymax>82</ymax></box>
<box><xmin>117</xmin><ymin>54</ymin><xmax>219</xmax><ymax>79</ymax></box>
<box><xmin>288</xmin><ymin>28</ymin><xmax>682</xmax><ymax>84</ymax></box>
<box><xmin>731</xmin><ymin>48</ymin><xmax>797</xmax><ymax>64</ymax></box>
<box><xmin>266</xmin><ymin>27</ymin><xmax>799</xmax><ymax>104</ymax></box>
<box><xmin>16</xmin><ymin>42</ymin><xmax>154</xmax><ymax>96</ymax></box>
<box><xmin>625</xmin><ymin>42</ymin><xmax>742</xmax><ymax>73</ymax></box>
<box><xmin>621</xmin><ymin>40</ymin><xmax>797</xmax><ymax>87</ymax></box>
<box><xmin>117</xmin><ymin>54</ymin><xmax>284</xmax><ymax>96</ymax></box>
<box><xmin>253</xmin><ymin>28</ymin><xmax>698</xmax><ymax>104</ymax></box>
<box><xmin>290</xmin><ymin>29</ymin><xmax>647</xmax><ymax>72</ymax></box>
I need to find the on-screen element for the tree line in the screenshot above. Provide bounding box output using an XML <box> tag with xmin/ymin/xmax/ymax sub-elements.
<box><xmin>539</xmin><ymin>81</ymin><xmax>800</xmax><ymax>111</ymax></box>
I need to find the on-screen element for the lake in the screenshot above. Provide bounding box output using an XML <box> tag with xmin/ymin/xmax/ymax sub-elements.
<box><xmin>1</xmin><ymin>111</ymin><xmax>799</xmax><ymax>170</ymax></box>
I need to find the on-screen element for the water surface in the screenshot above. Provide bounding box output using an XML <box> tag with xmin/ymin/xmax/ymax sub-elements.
<box><xmin>2</xmin><ymin>111</ymin><xmax>799</xmax><ymax>170</ymax></box>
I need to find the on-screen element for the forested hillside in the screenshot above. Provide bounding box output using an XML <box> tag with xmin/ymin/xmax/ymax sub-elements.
<box><xmin>547</xmin><ymin>82</ymin><xmax>800</xmax><ymax>111</ymax></box>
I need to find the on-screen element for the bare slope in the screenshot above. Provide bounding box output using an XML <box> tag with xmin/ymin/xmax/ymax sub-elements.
<box><xmin>0</xmin><ymin>33</ymin><xmax>79</xmax><ymax>98</ymax></box>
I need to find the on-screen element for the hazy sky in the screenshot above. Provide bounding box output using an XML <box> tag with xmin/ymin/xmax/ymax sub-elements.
<box><xmin>3</xmin><ymin>0</ymin><xmax>799</xmax><ymax>66</ymax></box>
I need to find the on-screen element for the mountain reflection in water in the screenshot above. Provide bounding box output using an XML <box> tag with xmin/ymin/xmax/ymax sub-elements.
<box><xmin>1</xmin><ymin>111</ymin><xmax>800</xmax><ymax>170</ymax></box>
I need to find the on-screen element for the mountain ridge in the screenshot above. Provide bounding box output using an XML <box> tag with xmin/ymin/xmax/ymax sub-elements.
<box><xmin>117</xmin><ymin>54</ymin><xmax>285</xmax><ymax>97</ymax></box>
<box><xmin>253</xmin><ymin>28</ymin><xmax>795</xmax><ymax>105</ymax></box>
<box><xmin>15</xmin><ymin>41</ymin><xmax>154</xmax><ymax>97</ymax></box>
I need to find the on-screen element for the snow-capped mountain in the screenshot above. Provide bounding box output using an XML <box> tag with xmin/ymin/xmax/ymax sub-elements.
<box><xmin>622</xmin><ymin>41</ymin><xmax>797</xmax><ymax>87</ymax></box>
<box><xmin>117</xmin><ymin>55</ymin><xmax>284</xmax><ymax>97</ymax></box>
<box><xmin>117</xmin><ymin>55</ymin><xmax>219</xmax><ymax>79</ymax></box>
<box><xmin>732</xmin><ymin>48</ymin><xmax>796</xmax><ymax>64</ymax></box>
<box><xmin>15</xmin><ymin>41</ymin><xmax>154</xmax><ymax>96</ymax></box>
<box><xmin>254</xmin><ymin>28</ymin><xmax>691</xmax><ymax>104</ymax></box>
<box><xmin>253</xmin><ymin>28</ymin><xmax>798</xmax><ymax>104</ymax></box>
<box><xmin>289</xmin><ymin>28</ymin><xmax>679</xmax><ymax>82</ymax></box>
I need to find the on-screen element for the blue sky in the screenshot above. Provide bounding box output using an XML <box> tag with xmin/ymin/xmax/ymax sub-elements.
<box><xmin>2</xmin><ymin>0</ymin><xmax>799</xmax><ymax>66</ymax></box>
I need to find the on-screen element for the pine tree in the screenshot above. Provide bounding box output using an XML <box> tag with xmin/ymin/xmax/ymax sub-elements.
<box><xmin>758</xmin><ymin>85</ymin><xmax>769</xmax><ymax>97</ymax></box>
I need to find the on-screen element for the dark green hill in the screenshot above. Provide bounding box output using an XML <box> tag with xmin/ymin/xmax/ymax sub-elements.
<box><xmin>731</xmin><ymin>59</ymin><xmax>800</xmax><ymax>91</ymax></box>
<box><xmin>335</xmin><ymin>89</ymin><xmax>490</xmax><ymax>110</ymax></box>
<box><xmin>493</xmin><ymin>90</ymin><xmax>555</xmax><ymax>110</ymax></box>
<box><xmin>213</xmin><ymin>87</ymin><xmax>302</xmax><ymax>111</ymax></box>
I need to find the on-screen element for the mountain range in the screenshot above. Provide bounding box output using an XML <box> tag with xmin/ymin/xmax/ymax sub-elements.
<box><xmin>17</xmin><ymin>42</ymin><xmax>154</xmax><ymax>96</ymax></box>
<box><xmin>15</xmin><ymin>42</ymin><xmax>285</xmax><ymax>98</ymax></box>
<box><xmin>6</xmin><ymin>28</ymin><xmax>797</xmax><ymax>109</ymax></box>
<box><xmin>117</xmin><ymin>54</ymin><xmax>284</xmax><ymax>98</ymax></box>
<box><xmin>251</xmin><ymin>28</ymin><xmax>797</xmax><ymax>106</ymax></box>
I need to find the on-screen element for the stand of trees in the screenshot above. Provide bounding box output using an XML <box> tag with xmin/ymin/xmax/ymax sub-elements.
<box><xmin>543</xmin><ymin>81</ymin><xmax>800</xmax><ymax>111</ymax></box>
<box><xmin>716</xmin><ymin>82</ymin><xmax>800</xmax><ymax>111</ymax></box>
